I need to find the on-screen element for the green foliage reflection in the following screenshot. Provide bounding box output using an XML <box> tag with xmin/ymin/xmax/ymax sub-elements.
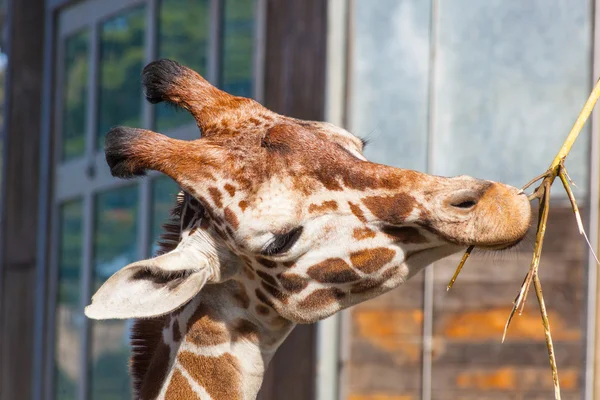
<box><xmin>156</xmin><ymin>0</ymin><xmax>210</xmax><ymax>132</ymax></box>
<box><xmin>55</xmin><ymin>200</ymin><xmax>83</xmax><ymax>400</ymax></box>
<box><xmin>97</xmin><ymin>6</ymin><xmax>146</xmax><ymax>149</ymax></box>
<box><xmin>62</xmin><ymin>30</ymin><xmax>88</xmax><ymax>161</ymax></box>
<box><xmin>221</xmin><ymin>0</ymin><xmax>255</xmax><ymax>97</ymax></box>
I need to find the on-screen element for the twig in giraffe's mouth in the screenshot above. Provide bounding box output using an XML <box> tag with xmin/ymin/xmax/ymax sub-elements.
<box><xmin>445</xmin><ymin>77</ymin><xmax>600</xmax><ymax>400</ymax></box>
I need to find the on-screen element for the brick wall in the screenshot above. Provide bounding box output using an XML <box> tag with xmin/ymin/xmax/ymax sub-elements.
<box><xmin>345</xmin><ymin>204</ymin><xmax>587</xmax><ymax>400</ymax></box>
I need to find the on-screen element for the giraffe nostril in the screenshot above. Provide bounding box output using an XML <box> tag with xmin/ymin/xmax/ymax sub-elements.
<box><xmin>448</xmin><ymin>189</ymin><xmax>480</xmax><ymax>210</ymax></box>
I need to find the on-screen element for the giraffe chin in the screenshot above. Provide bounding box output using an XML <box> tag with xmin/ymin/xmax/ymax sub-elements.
<box><xmin>403</xmin><ymin>244</ymin><xmax>464</xmax><ymax>279</ymax></box>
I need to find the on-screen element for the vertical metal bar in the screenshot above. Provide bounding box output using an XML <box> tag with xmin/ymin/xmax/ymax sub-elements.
<box><xmin>44</xmin><ymin>204</ymin><xmax>61</xmax><ymax>400</ymax></box>
<box><xmin>208</xmin><ymin>0</ymin><xmax>222</xmax><ymax>87</ymax></box>
<box><xmin>336</xmin><ymin>4</ymin><xmax>354</xmax><ymax>399</ymax></box>
<box><xmin>34</xmin><ymin>6</ymin><xmax>57</xmax><ymax>399</ymax></box>
<box><xmin>79</xmin><ymin>193</ymin><xmax>94</xmax><ymax>400</ymax></box>
<box><xmin>0</xmin><ymin>0</ymin><xmax>14</xmax><ymax>305</ymax></box>
<box><xmin>86</xmin><ymin>23</ymin><xmax>99</xmax><ymax>164</ymax></box>
<box><xmin>337</xmin><ymin>309</ymin><xmax>352</xmax><ymax>400</ymax></box>
<box><xmin>341</xmin><ymin>0</ymin><xmax>354</xmax><ymax>130</ymax></box>
<box><xmin>586</xmin><ymin>0</ymin><xmax>599</xmax><ymax>398</ymax></box>
<box><xmin>422</xmin><ymin>0</ymin><xmax>439</xmax><ymax>399</ymax></box>
<box><xmin>79</xmin><ymin>18</ymin><xmax>100</xmax><ymax>400</ymax></box>
<box><xmin>252</xmin><ymin>0</ymin><xmax>266</xmax><ymax>103</ymax></box>
<box><xmin>139</xmin><ymin>0</ymin><xmax>157</xmax><ymax>260</ymax></box>
<box><xmin>317</xmin><ymin>2</ymin><xmax>349</xmax><ymax>399</ymax></box>
<box><xmin>43</xmin><ymin>25</ymin><xmax>66</xmax><ymax>400</ymax></box>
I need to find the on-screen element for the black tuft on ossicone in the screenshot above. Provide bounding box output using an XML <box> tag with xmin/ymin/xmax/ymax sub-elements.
<box><xmin>104</xmin><ymin>126</ymin><xmax>148</xmax><ymax>178</ymax></box>
<box><xmin>142</xmin><ymin>59</ymin><xmax>186</xmax><ymax>105</ymax></box>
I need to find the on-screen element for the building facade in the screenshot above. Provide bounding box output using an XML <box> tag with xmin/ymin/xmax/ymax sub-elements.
<box><xmin>1</xmin><ymin>0</ymin><xmax>599</xmax><ymax>399</ymax></box>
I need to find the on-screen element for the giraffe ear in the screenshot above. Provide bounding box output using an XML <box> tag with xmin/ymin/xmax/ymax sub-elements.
<box><xmin>84</xmin><ymin>250</ymin><xmax>213</xmax><ymax>320</ymax></box>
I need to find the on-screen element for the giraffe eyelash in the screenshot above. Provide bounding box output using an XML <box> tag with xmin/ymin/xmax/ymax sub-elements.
<box><xmin>260</xmin><ymin>227</ymin><xmax>304</xmax><ymax>256</ymax></box>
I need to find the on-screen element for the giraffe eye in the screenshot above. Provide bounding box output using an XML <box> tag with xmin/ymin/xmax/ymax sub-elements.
<box><xmin>261</xmin><ymin>227</ymin><xmax>303</xmax><ymax>256</ymax></box>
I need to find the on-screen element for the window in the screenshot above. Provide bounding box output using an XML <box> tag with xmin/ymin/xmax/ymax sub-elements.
<box><xmin>49</xmin><ymin>1</ymin><xmax>262</xmax><ymax>399</ymax></box>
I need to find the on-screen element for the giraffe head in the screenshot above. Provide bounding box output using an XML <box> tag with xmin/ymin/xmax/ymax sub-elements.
<box><xmin>85</xmin><ymin>59</ymin><xmax>530</xmax><ymax>324</ymax></box>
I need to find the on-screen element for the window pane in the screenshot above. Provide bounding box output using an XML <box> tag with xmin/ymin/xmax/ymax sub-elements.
<box><xmin>432</xmin><ymin>0</ymin><xmax>591</xmax><ymax>196</ymax></box>
<box><xmin>156</xmin><ymin>0</ymin><xmax>210</xmax><ymax>132</ymax></box>
<box><xmin>220</xmin><ymin>0</ymin><xmax>255</xmax><ymax>97</ymax></box>
<box><xmin>349</xmin><ymin>0</ymin><xmax>431</xmax><ymax>172</ymax></box>
<box><xmin>150</xmin><ymin>176</ymin><xmax>180</xmax><ymax>255</ymax></box>
<box><xmin>91</xmin><ymin>186</ymin><xmax>138</xmax><ymax>400</ymax></box>
<box><xmin>62</xmin><ymin>30</ymin><xmax>89</xmax><ymax>161</ymax></box>
<box><xmin>97</xmin><ymin>5</ymin><xmax>146</xmax><ymax>149</ymax></box>
<box><xmin>55</xmin><ymin>200</ymin><xmax>83</xmax><ymax>400</ymax></box>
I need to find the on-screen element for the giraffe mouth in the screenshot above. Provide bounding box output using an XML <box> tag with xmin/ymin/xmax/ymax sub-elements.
<box><xmin>476</xmin><ymin>237</ymin><xmax>524</xmax><ymax>251</ymax></box>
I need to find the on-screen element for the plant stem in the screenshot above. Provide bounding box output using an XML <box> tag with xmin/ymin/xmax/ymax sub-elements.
<box><xmin>550</xmin><ymin>77</ymin><xmax>600</xmax><ymax>170</ymax></box>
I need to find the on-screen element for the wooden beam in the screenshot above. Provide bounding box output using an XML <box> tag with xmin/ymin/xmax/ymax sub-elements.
<box><xmin>258</xmin><ymin>0</ymin><xmax>327</xmax><ymax>399</ymax></box>
<box><xmin>0</xmin><ymin>0</ymin><xmax>45</xmax><ymax>398</ymax></box>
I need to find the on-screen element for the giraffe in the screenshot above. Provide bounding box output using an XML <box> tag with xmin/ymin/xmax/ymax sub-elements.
<box><xmin>84</xmin><ymin>59</ymin><xmax>532</xmax><ymax>399</ymax></box>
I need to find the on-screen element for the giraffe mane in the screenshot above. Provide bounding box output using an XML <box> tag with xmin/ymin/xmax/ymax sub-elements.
<box><xmin>129</xmin><ymin>189</ymin><xmax>188</xmax><ymax>397</ymax></box>
<box><xmin>155</xmin><ymin>190</ymin><xmax>186</xmax><ymax>256</ymax></box>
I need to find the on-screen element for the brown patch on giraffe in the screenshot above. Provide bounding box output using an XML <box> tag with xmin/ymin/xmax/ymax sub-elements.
<box><xmin>238</xmin><ymin>200</ymin><xmax>248</xmax><ymax>211</ymax></box>
<box><xmin>214</xmin><ymin>226</ymin><xmax>227</xmax><ymax>240</ymax></box>
<box><xmin>223</xmin><ymin>207</ymin><xmax>239</xmax><ymax>229</ymax></box>
<box><xmin>350</xmin><ymin>267</ymin><xmax>400</xmax><ymax>294</ymax></box>
<box><xmin>256</xmin><ymin>270</ymin><xmax>279</xmax><ymax>287</ymax></box>
<box><xmin>255</xmin><ymin>288</ymin><xmax>275</xmax><ymax>309</ymax></box>
<box><xmin>197</xmin><ymin>195</ymin><xmax>215</xmax><ymax>218</ymax></box>
<box><xmin>350</xmin><ymin>278</ymin><xmax>382</xmax><ymax>294</ymax></box>
<box><xmin>165</xmin><ymin>368</ymin><xmax>197</xmax><ymax>399</ymax></box>
<box><xmin>231</xmin><ymin>282</ymin><xmax>250</xmax><ymax>309</ymax></box>
<box><xmin>308</xmin><ymin>200</ymin><xmax>338</xmax><ymax>214</ymax></box>
<box><xmin>382</xmin><ymin>226</ymin><xmax>427</xmax><ymax>243</ymax></box>
<box><xmin>243</xmin><ymin>265</ymin><xmax>256</xmax><ymax>280</ymax></box>
<box><xmin>382</xmin><ymin>265</ymin><xmax>400</xmax><ymax>280</ymax></box>
<box><xmin>231</xmin><ymin>319</ymin><xmax>261</xmax><ymax>343</ymax></box>
<box><xmin>362</xmin><ymin>194</ymin><xmax>416</xmax><ymax>225</ymax></box>
<box><xmin>137</xmin><ymin>339</ymin><xmax>171</xmax><ymax>400</ymax></box>
<box><xmin>224</xmin><ymin>183</ymin><xmax>236</xmax><ymax>197</ymax></box>
<box><xmin>172</xmin><ymin>321</ymin><xmax>181</xmax><ymax>342</ymax></box>
<box><xmin>350</xmin><ymin>247</ymin><xmax>396</xmax><ymax>274</ymax></box>
<box><xmin>282</xmin><ymin>261</ymin><xmax>295</xmax><ymax>268</ymax></box>
<box><xmin>261</xmin><ymin>125</ymin><xmax>294</xmax><ymax>153</ymax></box>
<box><xmin>269</xmin><ymin>315</ymin><xmax>291</xmax><ymax>329</ymax></box>
<box><xmin>179</xmin><ymin>351</ymin><xmax>242</xmax><ymax>400</ymax></box>
<box><xmin>255</xmin><ymin>304</ymin><xmax>270</xmax><ymax>316</ymax></box>
<box><xmin>353</xmin><ymin>227</ymin><xmax>376</xmax><ymax>240</ymax></box>
<box><xmin>186</xmin><ymin>304</ymin><xmax>229</xmax><ymax>346</ymax></box>
<box><xmin>200</xmin><ymin>217</ymin><xmax>210</xmax><ymax>230</ymax></box>
<box><xmin>277</xmin><ymin>272</ymin><xmax>308</xmax><ymax>293</ymax></box>
<box><xmin>208</xmin><ymin>187</ymin><xmax>223</xmax><ymax>208</ymax></box>
<box><xmin>256</xmin><ymin>257</ymin><xmax>277</xmax><ymax>269</ymax></box>
<box><xmin>307</xmin><ymin>258</ymin><xmax>361</xmax><ymax>284</ymax></box>
<box><xmin>299</xmin><ymin>288</ymin><xmax>345</xmax><ymax>310</ymax></box>
<box><xmin>261</xmin><ymin>280</ymin><xmax>289</xmax><ymax>304</ymax></box>
<box><xmin>348</xmin><ymin>202</ymin><xmax>367</xmax><ymax>223</ymax></box>
<box><xmin>241</xmin><ymin>255</ymin><xmax>252</xmax><ymax>265</ymax></box>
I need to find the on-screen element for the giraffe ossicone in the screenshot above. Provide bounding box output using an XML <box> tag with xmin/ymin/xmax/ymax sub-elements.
<box><xmin>85</xmin><ymin>59</ymin><xmax>531</xmax><ymax>399</ymax></box>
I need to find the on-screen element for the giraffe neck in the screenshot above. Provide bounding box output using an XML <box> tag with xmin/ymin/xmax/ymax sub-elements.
<box><xmin>133</xmin><ymin>279</ymin><xmax>295</xmax><ymax>400</ymax></box>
